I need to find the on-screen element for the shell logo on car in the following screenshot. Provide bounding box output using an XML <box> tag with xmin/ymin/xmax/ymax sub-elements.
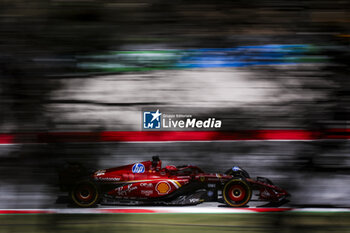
<box><xmin>156</xmin><ymin>181</ymin><xmax>171</xmax><ymax>194</ymax></box>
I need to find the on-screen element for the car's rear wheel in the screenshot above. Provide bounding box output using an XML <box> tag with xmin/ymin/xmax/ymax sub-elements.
<box><xmin>223</xmin><ymin>179</ymin><xmax>252</xmax><ymax>207</ymax></box>
<box><xmin>70</xmin><ymin>181</ymin><xmax>100</xmax><ymax>207</ymax></box>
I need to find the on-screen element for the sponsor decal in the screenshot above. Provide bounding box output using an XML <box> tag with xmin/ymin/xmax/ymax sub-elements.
<box><xmin>142</xmin><ymin>109</ymin><xmax>222</xmax><ymax>130</ymax></box>
<box><xmin>115</xmin><ymin>184</ymin><xmax>137</xmax><ymax>196</ymax></box>
<box><xmin>132</xmin><ymin>163</ymin><xmax>145</xmax><ymax>173</ymax></box>
<box><xmin>95</xmin><ymin>170</ymin><xmax>106</xmax><ymax>176</ymax></box>
<box><xmin>96</xmin><ymin>177</ymin><xmax>121</xmax><ymax>181</ymax></box>
<box><xmin>189</xmin><ymin>198</ymin><xmax>200</xmax><ymax>203</ymax></box>
<box><xmin>140</xmin><ymin>183</ymin><xmax>153</xmax><ymax>188</ymax></box>
<box><xmin>207</xmin><ymin>190</ymin><xmax>214</xmax><ymax>197</ymax></box>
<box><xmin>207</xmin><ymin>183</ymin><xmax>216</xmax><ymax>188</ymax></box>
<box><xmin>141</xmin><ymin>190</ymin><xmax>153</xmax><ymax>196</ymax></box>
<box><xmin>143</xmin><ymin>109</ymin><xmax>161</xmax><ymax>129</ymax></box>
<box><xmin>215</xmin><ymin>173</ymin><xmax>222</xmax><ymax>178</ymax></box>
<box><xmin>155</xmin><ymin>181</ymin><xmax>171</xmax><ymax>194</ymax></box>
<box><xmin>163</xmin><ymin>118</ymin><xmax>221</xmax><ymax>129</ymax></box>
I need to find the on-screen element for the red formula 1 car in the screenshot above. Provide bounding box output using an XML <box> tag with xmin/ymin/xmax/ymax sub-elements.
<box><xmin>58</xmin><ymin>156</ymin><xmax>289</xmax><ymax>207</ymax></box>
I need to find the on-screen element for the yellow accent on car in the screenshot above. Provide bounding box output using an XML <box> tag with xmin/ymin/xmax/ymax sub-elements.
<box><xmin>172</xmin><ymin>180</ymin><xmax>182</xmax><ymax>188</ymax></box>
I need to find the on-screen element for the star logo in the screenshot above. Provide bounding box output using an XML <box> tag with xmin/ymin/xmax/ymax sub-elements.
<box><xmin>143</xmin><ymin>109</ymin><xmax>162</xmax><ymax>129</ymax></box>
<box><xmin>151</xmin><ymin>109</ymin><xmax>162</xmax><ymax>122</ymax></box>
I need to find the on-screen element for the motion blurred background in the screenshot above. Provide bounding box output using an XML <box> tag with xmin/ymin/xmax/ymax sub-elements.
<box><xmin>0</xmin><ymin>0</ymin><xmax>349</xmax><ymax>232</ymax></box>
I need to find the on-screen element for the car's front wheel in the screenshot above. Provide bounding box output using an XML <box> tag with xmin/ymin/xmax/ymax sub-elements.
<box><xmin>223</xmin><ymin>178</ymin><xmax>252</xmax><ymax>207</ymax></box>
<box><xmin>70</xmin><ymin>180</ymin><xmax>100</xmax><ymax>207</ymax></box>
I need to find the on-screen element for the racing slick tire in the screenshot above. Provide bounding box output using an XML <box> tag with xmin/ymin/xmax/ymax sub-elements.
<box><xmin>70</xmin><ymin>180</ymin><xmax>100</xmax><ymax>207</ymax></box>
<box><xmin>223</xmin><ymin>178</ymin><xmax>252</xmax><ymax>207</ymax></box>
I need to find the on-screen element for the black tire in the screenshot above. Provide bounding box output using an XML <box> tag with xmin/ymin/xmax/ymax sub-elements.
<box><xmin>70</xmin><ymin>180</ymin><xmax>100</xmax><ymax>207</ymax></box>
<box><xmin>223</xmin><ymin>178</ymin><xmax>252</xmax><ymax>207</ymax></box>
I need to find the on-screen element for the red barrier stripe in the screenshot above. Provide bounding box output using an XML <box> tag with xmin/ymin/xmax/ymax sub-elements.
<box><xmin>246</xmin><ymin>207</ymin><xmax>293</xmax><ymax>212</ymax></box>
<box><xmin>0</xmin><ymin>134</ymin><xmax>14</xmax><ymax>144</ymax></box>
<box><xmin>0</xmin><ymin>129</ymin><xmax>349</xmax><ymax>144</ymax></box>
<box><xmin>100</xmin><ymin>130</ymin><xmax>321</xmax><ymax>141</ymax></box>
<box><xmin>0</xmin><ymin>210</ymin><xmax>52</xmax><ymax>214</ymax></box>
<box><xmin>97</xmin><ymin>209</ymin><xmax>160</xmax><ymax>213</ymax></box>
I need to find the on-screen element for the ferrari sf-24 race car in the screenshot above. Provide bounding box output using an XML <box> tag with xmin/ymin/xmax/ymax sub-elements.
<box><xmin>59</xmin><ymin>156</ymin><xmax>289</xmax><ymax>207</ymax></box>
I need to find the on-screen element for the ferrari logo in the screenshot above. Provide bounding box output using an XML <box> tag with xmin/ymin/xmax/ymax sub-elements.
<box><xmin>200</xmin><ymin>176</ymin><xmax>205</xmax><ymax>182</ymax></box>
